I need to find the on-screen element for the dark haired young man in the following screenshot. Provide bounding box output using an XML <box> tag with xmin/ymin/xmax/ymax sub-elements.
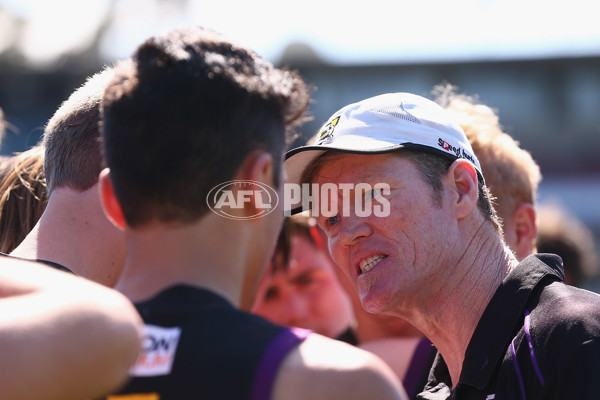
<box><xmin>100</xmin><ymin>26</ymin><xmax>406</xmax><ymax>400</ymax></box>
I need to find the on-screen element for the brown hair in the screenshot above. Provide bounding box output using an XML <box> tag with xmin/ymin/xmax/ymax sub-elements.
<box><xmin>0</xmin><ymin>144</ymin><xmax>47</xmax><ymax>253</ymax></box>
<box><xmin>536</xmin><ymin>203</ymin><xmax>599</xmax><ymax>287</ymax></box>
<box><xmin>270</xmin><ymin>213</ymin><xmax>326</xmax><ymax>274</ymax></box>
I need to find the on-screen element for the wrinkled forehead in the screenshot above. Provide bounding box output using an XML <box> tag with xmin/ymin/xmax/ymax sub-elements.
<box><xmin>306</xmin><ymin>152</ymin><xmax>399</xmax><ymax>185</ymax></box>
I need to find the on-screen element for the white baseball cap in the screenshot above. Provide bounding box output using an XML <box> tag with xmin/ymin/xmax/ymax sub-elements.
<box><xmin>283</xmin><ymin>92</ymin><xmax>482</xmax><ymax>213</ymax></box>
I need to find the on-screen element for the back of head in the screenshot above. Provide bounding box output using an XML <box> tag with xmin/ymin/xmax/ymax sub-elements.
<box><xmin>536</xmin><ymin>203</ymin><xmax>599</xmax><ymax>287</ymax></box>
<box><xmin>433</xmin><ymin>83</ymin><xmax>542</xmax><ymax>221</ymax></box>
<box><xmin>102</xmin><ymin>26</ymin><xmax>310</xmax><ymax>228</ymax></box>
<box><xmin>0</xmin><ymin>144</ymin><xmax>47</xmax><ymax>253</ymax></box>
<box><xmin>43</xmin><ymin>66</ymin><xmax>117</xmax><ymax>195</ymax></box>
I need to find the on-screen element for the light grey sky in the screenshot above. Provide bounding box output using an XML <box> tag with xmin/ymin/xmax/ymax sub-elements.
<box><xmin>1</xmin><ymin>0</ymin><xmax>600</xmax><ymax>67</ymax></box>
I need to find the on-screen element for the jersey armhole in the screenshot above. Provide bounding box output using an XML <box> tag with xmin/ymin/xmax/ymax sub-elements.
<box><xmin>251</xmin><ymin>327</ymin><xmax>311</xmax><ymax>400</ymax></box>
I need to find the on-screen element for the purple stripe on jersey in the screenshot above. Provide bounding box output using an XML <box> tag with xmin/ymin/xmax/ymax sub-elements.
<box><xmin>524</xmin><ymin>310</ymin><xmax>545</xmax><ymax>386</ymax></box>
<box><xmin>403</xmin><ymin>337</ymin><xmax>434</xmax><ymax>398</ymax></box>
<box><xmin>511</xmin><ymin>339</ymin><xmax>527</xmax><ymax>400</ymax></box>
<box><xmin>251</xmin><ymin>327</ymin><xmax>311</xmax><ymax>400</ymax></box>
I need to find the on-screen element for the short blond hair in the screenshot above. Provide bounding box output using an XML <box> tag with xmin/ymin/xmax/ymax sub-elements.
<box><xmin>43</xmin><ymin>66</ymin><xmax>117</xmax><ymax>195</ymax></box>
<box><xmin>433</xmin><ymin>83</ymin><xmax>542</xmax><ymax>222</ymax></box>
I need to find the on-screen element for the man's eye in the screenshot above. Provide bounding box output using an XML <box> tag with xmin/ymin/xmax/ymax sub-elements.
<box><xmin>295</xmin><ymin>275</ymin><xmax>314</xmax><ymax>287</ymax></box>
<box><xmin>366</xmin><ymin>188</ymin><xmax>381</xmax><ymax>199</ymax></box>
<box><xmin>264</xmin><ymin>287</ymin><xmax>278</xmax><ymax>300</ymax></box>
<box><xmin>326</xmin><ymin>215</ymin><xmax>340</xmax><ymax>227</ymax></box>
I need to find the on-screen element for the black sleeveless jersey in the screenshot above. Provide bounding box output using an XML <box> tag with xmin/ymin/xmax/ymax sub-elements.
<box><xmin>107</xmin><ymin>285</ymin><xmax>309</xmax><ymax>400</ymax></box>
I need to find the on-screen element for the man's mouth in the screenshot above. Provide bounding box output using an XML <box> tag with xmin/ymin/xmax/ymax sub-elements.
<box><xmin>358</xmin><ymin>255</ymin><xmax>387</xmax><ymax>274</ymax></box>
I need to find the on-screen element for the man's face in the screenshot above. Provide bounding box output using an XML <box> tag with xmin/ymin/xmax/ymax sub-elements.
<box><xmin>312</xmin><ymin>153</ymin><xmax>460</xmax><ymax>317</ymax></box>
<box><xmin>252</xmin><ymin>234</ymin><xmax>354</xmax><ymax>338</ymax></box>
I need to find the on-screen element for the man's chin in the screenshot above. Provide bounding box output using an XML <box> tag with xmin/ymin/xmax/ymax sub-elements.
<box><xmin>360</xmin><ymin>294</ymin><xmax>390</xmax><ymax>315</ymax></box>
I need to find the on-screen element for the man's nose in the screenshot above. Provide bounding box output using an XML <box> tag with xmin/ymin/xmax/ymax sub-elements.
<box><xmin>284</xmin><ymin>292</ymin><xmax>309</xmax><ymax>325</ymax></box>
<box><xmin>337</xmin><ymin>214</ymin><xmax>372</xmax><ymax>247</ymax></box>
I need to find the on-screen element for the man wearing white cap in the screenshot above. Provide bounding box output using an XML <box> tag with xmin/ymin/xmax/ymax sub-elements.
<box><xmin>285</xmin><ymin>92</ymin><xmax>600</xmax><ymax>399</ymax></box>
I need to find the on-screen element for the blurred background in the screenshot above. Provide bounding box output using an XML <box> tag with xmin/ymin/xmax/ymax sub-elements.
<box><xmin>1</xmin><ymin>0</ymin><xmax>599</xmax><ymax>288</ymax></box>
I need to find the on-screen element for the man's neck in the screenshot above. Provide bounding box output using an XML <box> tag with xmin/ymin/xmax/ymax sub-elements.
<box><xmin>114</xmin><ymin>216</ymin><xmax>251</xmax><ymax>307</ymax></box>
<box><xmin>404</xmin><ymin>221</ymin><xmax>518</xmax><ymax>388</ymax></box>
<box><xmin>10</xmin><ymin>186</ymin><xmax>124</xmax><ymax>287</ymax></box>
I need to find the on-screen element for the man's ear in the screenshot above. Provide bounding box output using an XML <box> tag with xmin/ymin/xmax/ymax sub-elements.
<box><xmin>235</xmin><ymin>151</ymin><xmax>277</xmax><ymax>217</ymax></box>
<box><xmin>245</xmin><ymin>151</ymin><xmax>276</xmax><ymax>187</ymax></box>
<box><xmin>512</xmin><ymin>203</ymin><xmax>537</xmax><ymax>260</ymax></box>
<box><xmin>446</xmin><ymin>159</ymin><xmax>479</xmax><ymax>219</ymax></box>
<box><xmin>99</xmin><ymin>168</ymin><xmax>126</xmax><ymax>229</ymax></box>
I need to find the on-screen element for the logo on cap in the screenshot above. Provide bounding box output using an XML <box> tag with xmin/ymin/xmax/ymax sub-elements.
<box><xmin>315</xmin><ymin>116</ymin><xmax>340</xmax><ymax>145</ymax></box>
<box><xmin>438</xmin><ymin>138</ymin><xmax>463</xmax><ymax>158</ymax></box>
<box><xmin>438</xmin><ymin>138</ymin><xmax>477</xmax><ymax>166</ymax></box>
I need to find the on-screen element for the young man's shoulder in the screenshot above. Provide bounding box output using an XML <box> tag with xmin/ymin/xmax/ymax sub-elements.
<box><xmin>124</xmin><ymin>285</ymin><xmax>407</xmax><ymax>399</ymax></box>
<box><xmin>273</xmin><ymin>333</ymin><xmax>408</xmax><ymax>400</ymax></box>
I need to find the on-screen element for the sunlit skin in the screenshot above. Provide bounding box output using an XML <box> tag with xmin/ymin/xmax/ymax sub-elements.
<box><xmin>496</xmin><ymin>202</ymin><xmax>537</xmax><ymax>261</ymax></box>
<box><xmin>252</xmin><ymin>234</ymin><xmax>354</xmax><ymax>338</ymax></box>
<box><xmin>312</xmin><ymin>153</ymin><xmax>465</xmax><ymax>320</ymax></box>
<box><xmin>240</xmin><ymin>174</ymin><xmax>286</xmax><ymax>311</ymax></box>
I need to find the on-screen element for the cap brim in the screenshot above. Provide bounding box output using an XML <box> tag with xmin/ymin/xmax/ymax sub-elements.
<box><xmin>285</xmin><ymin>143</ymin><xmax>408</xmax><ymax>186</ymax></box>
<box><xmin>283</xmin><ymin>142</ymin><xmax>483</xmax><ymax>215</ymax></box>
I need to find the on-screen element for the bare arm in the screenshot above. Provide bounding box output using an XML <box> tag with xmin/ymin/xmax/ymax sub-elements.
<box><xmin>0</xmin><ymin>257</ymin><xmax>143</xmax><ymax>400</ymax></box>
<box><xmin>272</xmin><ymin>333</ymin><xmax>408</xmax><ymax>400</ymax></box>
<box><xmin>359</xmin><ymin>336</ymin><xmax>423</xmax><ymax>382</ymax></box>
